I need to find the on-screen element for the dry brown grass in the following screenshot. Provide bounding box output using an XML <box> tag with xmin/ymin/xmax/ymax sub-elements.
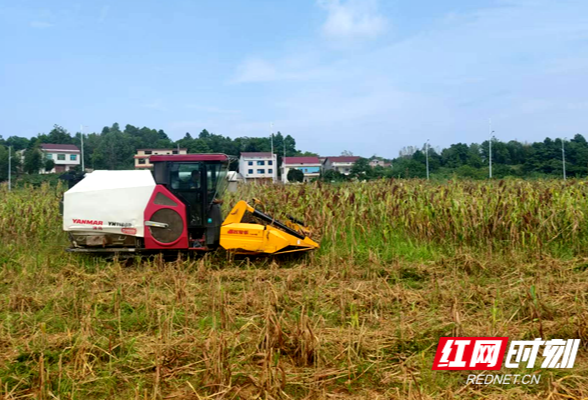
<box><xmin>0</xmin><ymin>181</ymin><xmax>587</xmax><ymax>399</ymax></box>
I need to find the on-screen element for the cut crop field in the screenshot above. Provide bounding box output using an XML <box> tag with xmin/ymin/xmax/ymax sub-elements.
<box><xmin>1</xmin><ymin>179</ymin><xmax>588</xmax><ymax>399</ymax></box>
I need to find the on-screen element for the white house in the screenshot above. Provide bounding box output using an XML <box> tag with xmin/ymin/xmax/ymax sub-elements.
<box><xmin>323</xmin><ymin>156</ymin><xmax>360</xmax><ymax>175</ymax></box>
<box><xmin>282</xmin><ymin>156</ymin><xmax>322</xmax><ymax>183</ymax></box>
<box><xmin>239</xmin><ymin>152</ymin><xmax>277</xmax><ymax>183</ymax></box>
<box><xmin>369</xmin><ymin>158</ymin><xmax>391</xmax><ymax>168</ymax></box>
<box><xmin>134</xmin><ymin>148</ymin><xmax>187</xmax><ymax>169</ymax></box>
<box><xmin>41</xmin><ymin>144</ymin><xmax>81</xmax><ymax>173</ymax></box>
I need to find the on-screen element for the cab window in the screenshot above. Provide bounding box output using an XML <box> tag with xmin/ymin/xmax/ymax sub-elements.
<box><xmin>170</xmin><ymin>163</ymin><xmax>201</xmax><ymax>190</ymax></box>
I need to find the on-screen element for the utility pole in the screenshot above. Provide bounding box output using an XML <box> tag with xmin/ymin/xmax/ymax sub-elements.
<box><xmin>270</xmin><ymin>122</ymin><xmax>274</xmax><ymax>182</ymax></box>
<box><xmin>283</xmin><ymin>135</ymin><xmax>287</xmax><ymax>183</ymax></box>
<box><xmin>8</xmin><ymin>146</ymin><xmax>11</xmax><ymax>191</ymax></box>
<box><xmin>270</xmin><ymin>123</ymin><xmax>274</xmax><ymax>156</ymax></box>
<box><xmin>562</xmin><ymin>137</ymin><xmax>567</xmax><ymax>180</ymax></box>
<box><xmin>80</xmin><ymin>125</ymin><xmax>86</xmax><ymax>172</ymax></box>
<box><xmin>425</xmin><ymin>139</ymin><xmax>430</xmax><ymax>180</ymax></box>
<box><xmin>489</xmin><ymin>118</ymin><xmax>494</xmax><ymax>179</ymax></box>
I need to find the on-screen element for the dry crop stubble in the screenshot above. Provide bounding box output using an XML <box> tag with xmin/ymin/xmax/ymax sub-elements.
<box><xmin>0</xmin><ymin>180</ymin><xmax>587</xmax><ymax>399</ymax></box>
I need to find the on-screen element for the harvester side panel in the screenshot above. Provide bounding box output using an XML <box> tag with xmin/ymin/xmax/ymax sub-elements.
<box><xmin>143</xmin><ymin>185</ymin><xmax>189</xmax><ymax>250</ymax></box>
<box><xmin>63</xmin><ymin>170</ymin><xmax>156</xmax><ymax>237</ymax></box>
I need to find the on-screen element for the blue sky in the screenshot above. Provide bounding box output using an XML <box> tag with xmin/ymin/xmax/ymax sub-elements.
<box><xmin>1</xmin><ymin>0</ymin><xmax>588</xmax><ymax>158</ymax></box>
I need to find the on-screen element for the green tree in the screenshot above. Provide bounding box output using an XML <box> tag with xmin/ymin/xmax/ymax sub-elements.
<box><xmin>350</xmin><ymin>157</ymin><xmax>372</xmax><ymax>180</ymax></box>
<box><xmin>39</xmin><ymin>125</ymin><xmax>73</xmax><ymax>144</ymax></box>
<box><xmin>0</xmin><ymin>146</ymin><xmax>7</xmax><ymax>181</ymax></box>
<box><xmin>321</xmin><ymin>169</ymin><xmax>347</xmax><ymax>182</ymax></box>
<box><xmin>6</xmin><ymin>136</ymin><xmax>29</xmax><ymax>151</ymax></box>
<box><xmin>199</xmin><ymin>129</ymin><xmax>211</xmax><ymax>140</ymax></box>
<box><xmin>176</xmin><ymin>132</ymin><xmax>194</xmax><ymax>150</ymax></box>
<box><xmin>467</xmin><ymin>144</ymin><xmax>483</xmax><ymax>168</ymax></box>
<box><xmin>0</xmin><ymin>145</ymin><xmax>21</xmax><ymax>181</ymax></box>
<box><xmin>441</xmin><ymin>143</ymin><xmax>469</xmax><ymax>168</ymax></box>
<box><xmin>24</xmin><ymin>146</ymin><xmax>43</xmax><ymax>174</ymax></box>
<box><xmin>190</xmin><ymin>139</ymin><xmax>212</xmax><ymax>153</ymax></box>
<box><xmin>91</xmin><ymin>124</ymin><xmax>134</xmax><ymax>169</ymax></box>
<box><xmin>287</xmin><ymin>168</ymin><xmax>304</xmax><ymax>182</ymax></box>
<box><xmin>45</xmin><ymin>159</ymin><xmax>55</xmax><ymax>172</ymax></box>
<box><xmin>296</xmin><ymin>151</ymin><xmax>319</xmax><ymax>156</ymax></box>
<box><xmin>390</xmin><ymin>158</ymin><xmax>426</xmax><ymax>178</ymax></box>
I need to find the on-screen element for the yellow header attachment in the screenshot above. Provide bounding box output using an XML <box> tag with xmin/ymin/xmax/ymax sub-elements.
<box><xmin>220</xmin><ymin>200</ymin><xmax>319</xmax><ymax>255</ymax></box>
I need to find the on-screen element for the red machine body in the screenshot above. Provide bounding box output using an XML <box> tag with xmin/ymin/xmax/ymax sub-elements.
<box><xmin>143</xmin><ymin>185</ymin><xmax>189</xmax><ymax>250</ymax></box>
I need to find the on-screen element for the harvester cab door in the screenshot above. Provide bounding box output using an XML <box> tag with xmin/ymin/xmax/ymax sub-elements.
<box><xmin>169</xmin><ymin>163</ymin><xmax>205</xmax><ymax>228</ymax></box>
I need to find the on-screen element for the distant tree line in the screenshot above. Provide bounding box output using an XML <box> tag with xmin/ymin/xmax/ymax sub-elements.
<box><xmin>387</xmin><ymin>135</ymin><xmax>587</xmax><ymax>180</ymax></box>
<box><xmin>0</xmin><ymin>123</ymin><xmax>318</xmax><ymax>181</ymax></box>
<box><xmin>0</xmin><ymin>123</ymin><xmax>586</xmax><ymax>182</ymax></box>
<box><xmin>323</xmin><ymin>135</ymin><xmax>588</xmax><ymax>181</ymax></box>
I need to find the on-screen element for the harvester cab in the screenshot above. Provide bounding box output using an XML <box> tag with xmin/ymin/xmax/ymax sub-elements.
<box><xmin>63</xmin><ymin>154</ymin><xmax>319</xmax><ymax>256</ymax></box>
<box><xmin>150</xmin><ymin>154</ymin><xmax>229</xmax><ymax>249</ymax></box>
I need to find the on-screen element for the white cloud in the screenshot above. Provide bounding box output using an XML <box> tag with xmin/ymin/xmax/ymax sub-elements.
<box><xmin>98</xmin><ymin>5</ymin><xmax>110</xmax><ymax>23</ymax></box>
<box><xmin>30</xmin><ymin>21</ymin><xmax>53</xmax><ymax>28</ymax></box>
<box><xmin>184</xmin><ymin>105</ymin><xmax>241</xmax><ymax>115</ymax></box>
<box><xmin>141</xmin><ymin>100</ymin><xmax>166</xmax><ymax>111</ymax></box>
<box><xmin>318</xmin><ymin>0</ymin><xmax>387</xmax><ymax>41</ymax></box>
<box><xmin>230</xmin><ymin>56</ymin><xmax>329</xmax><ymax>84</ymax></box>
<box><xmin>231</xmin><ymin>58</ymin><xmax>279</xmax><ymax>83</ymax></box>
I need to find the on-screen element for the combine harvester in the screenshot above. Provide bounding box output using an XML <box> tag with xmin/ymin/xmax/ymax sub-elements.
<box><xmin>62</xmin><ymin>154</ymin><xmax>319</xmax><ymax>256</ymax></box>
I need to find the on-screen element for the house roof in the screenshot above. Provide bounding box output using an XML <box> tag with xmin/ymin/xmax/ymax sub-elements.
<box><xmin>325</xmin><ymin>156</ymin><xmax>360</xmax><ymax>163</ymax></box>
<box><xmin>240</xmin><ymin>152</ymin><xmax>273</xmax><ymax>158</ymax></box>
<box><xmin>137</xmin><ymin>148</ymin><xmax>187</xmax><ymax>151</ymax></box>
<box><xmin>40</xmin><ymin>143</ymin><xmax>80</xmax><ymax>152</ymax></box>
<box><xmin>284</xmin><ymin>156</ymin><xmax>321</xmax><ymax>164</ymax></box>
<box><xmin>150</xmin><ymin>154</ymin><xmax>229</xmax><ymax>162</ymax></box>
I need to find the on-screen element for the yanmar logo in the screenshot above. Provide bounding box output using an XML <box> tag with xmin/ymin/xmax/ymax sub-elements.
<box><xmin>72</xmin><ymin>218</ymin><xmax>103</xmax><ymax>225</ymax></box>
<box><xmin>227</xmin><ymin>229</ymin><xmax>249</xmax><ymax>235</ymax></box>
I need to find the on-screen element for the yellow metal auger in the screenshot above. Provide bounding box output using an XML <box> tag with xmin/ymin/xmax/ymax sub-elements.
<box><xmin>220</xmin><ymin>200</ymin><xmax>319</xmax><ymax>255</ymax></box>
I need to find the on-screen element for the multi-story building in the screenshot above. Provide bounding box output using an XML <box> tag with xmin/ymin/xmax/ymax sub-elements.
<box><xmin>282</xmin><ymin>156</ymin><xmax>322</xmax><ymax>183</ymax></box>
<box><xmin>369</xmin><ymin>158</ymin><xmax>391</xmax><ymax>168</ymax></box>
<box><xmin>323</xmin><ymin>156</ymin><xmax>360</xmax><ymax>175</ymax></box>
<box><xmin>238</xmin><ymin>152</ymin><xmax>277</xmax><ymax>183</ymax></box>
<box><xmin>134</xmin><ymin>148</ymin><xmax>187</xmax><ymax>169</ymax></box>
<box><xmin>40</xmin><ymin>144</ymin><xmax>81</xmax><ymax>173</ymax></box>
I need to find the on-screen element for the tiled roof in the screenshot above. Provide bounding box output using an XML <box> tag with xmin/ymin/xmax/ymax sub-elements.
<box><xmin>326</xmin><ymin>156</ymin><xmax>360</xmax><ymax>162</ymax></box>
<box><xmin>40</xmin><ymin>143</ymin><xmax>80</xmax><ymax>152</ymax></box>
<box><xmin>137</xmin><ymin>148</ymin><xmax>187</xmax><ymax>151</ymax></box>
<box><xmin>284</xmin><ymin>156</ymin><xmax>321</xmax><ymax>164</ymax></box>
<box><xmin>241</xmin><ymin>152</ymin><xmax>273</xmax><ymax>157</ymax></box>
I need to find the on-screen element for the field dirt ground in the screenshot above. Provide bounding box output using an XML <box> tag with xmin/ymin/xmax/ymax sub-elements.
<box><xmin>0</xmin><ymin>180</ymin><xmax>587</xmax><ymax>399</ymax></box>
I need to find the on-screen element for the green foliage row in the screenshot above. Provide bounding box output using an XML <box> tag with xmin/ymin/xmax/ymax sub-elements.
<box><xmin>0</xmin><ymin>124</ymin><xmax>309</xmax><ymax>178</ymax></box>
<box><xmin>1</xmin><ymin>123</ymin><xmax>586</xmax><ymax>182</ymax></box>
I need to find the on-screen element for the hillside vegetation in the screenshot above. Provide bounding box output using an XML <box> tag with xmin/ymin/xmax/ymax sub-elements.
<box><xmin>0</xmin><ymin>179</ymin><xmax>587</xmax><ymax>399</ymax></box>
